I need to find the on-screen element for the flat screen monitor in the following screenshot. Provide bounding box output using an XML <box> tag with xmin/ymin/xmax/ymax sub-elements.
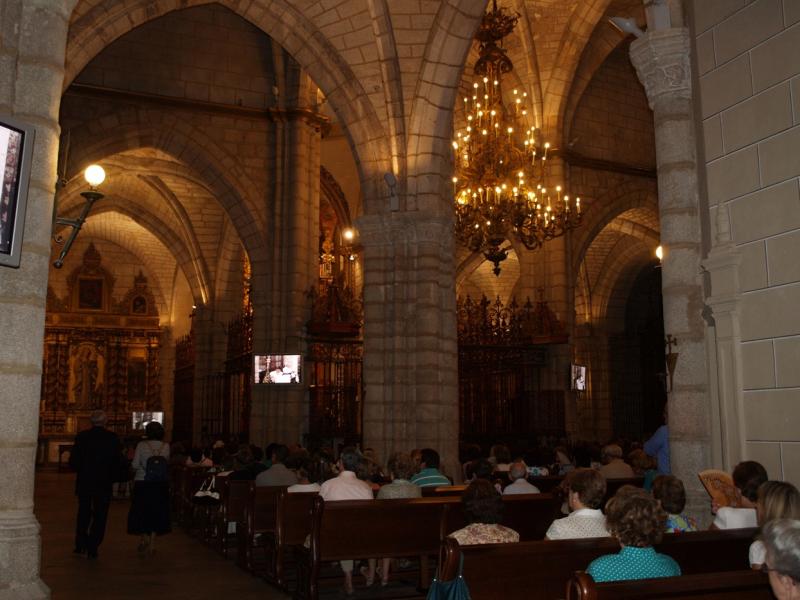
<box><xmin>0</xmin><ymin>115</ymin><xmax>35</xmax><ymax>268</ymax></box>
<box><xmin>254</xmin><ymin>354</ymin><xmax>302</xmax><ymax>384</ymax></box>
<box><xmin>571</xmin><ymin>364</ymin><xmax>587</xmax><ymax>391</ymax></box>
<box><xmin>132</xmin><ymin>411</ymin><xmax>164</xmax><ymax>431</ymax></box>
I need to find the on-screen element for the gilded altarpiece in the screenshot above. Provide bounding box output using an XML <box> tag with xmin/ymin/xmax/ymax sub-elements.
<box><xmin>40</xmin><ymin>244</ymin><xmax>163</xmax><ymax>457</ymax></box>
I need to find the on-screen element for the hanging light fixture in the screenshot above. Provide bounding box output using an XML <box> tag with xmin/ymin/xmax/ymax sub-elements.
<box><xmin>453</xmin><ymin>1</ymin><xmax>583</xmax><ymax>276</ymax></box>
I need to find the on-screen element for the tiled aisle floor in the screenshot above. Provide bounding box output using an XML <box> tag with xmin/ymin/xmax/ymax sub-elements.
<box><xmin>35</xmin><ymin>471</ymin><xmax>289</xmax><ymax>600</ymax></box>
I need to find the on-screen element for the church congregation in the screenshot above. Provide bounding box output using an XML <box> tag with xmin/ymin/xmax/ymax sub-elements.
<box><xmin>3</xmin><ymin>0</ymin><xmax>800</xmax><ymax>598</ymax></box>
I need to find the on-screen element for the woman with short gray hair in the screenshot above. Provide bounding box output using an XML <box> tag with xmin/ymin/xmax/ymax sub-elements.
<box><xmin>762</xmin><ymin>518</ymin><xmax>800</xmax><ymax>599</ymax></box>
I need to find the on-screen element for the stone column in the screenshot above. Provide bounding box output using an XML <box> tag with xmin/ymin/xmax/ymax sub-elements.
<box><xmin>250</xmin><ymin>110</ymin><xmax>322</xmax><ymax>446</ymax></box>
<box><xmin>0</xmin><ymin>1</ymin><xmax>70</xmax><ymax>597</ymax></box>
<box><xmin>358</xmin><ymin>212</ymin><xmax>460</xmax><ymax>481</ymax></box>
<box><xmin>630</xmin><ymin>28</ymin><xmax>712</xmax><ymax>522</ymax></box>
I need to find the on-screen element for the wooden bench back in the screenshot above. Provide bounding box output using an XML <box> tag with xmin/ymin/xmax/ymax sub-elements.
<box><xmin>249</xmin><ymin>484</ymin><xmax>289</xmax><ymax>534</ymax></box>
<box><xmin>276</xmin><ymin>490</ymin><xmax>319</xmax><ymax>547</ymax></box>
<box><xmin>311</xmin><ymin>496</ymin><xmax>449</xmax><ymax>561</ymax></box>
<box><xmin>567</xmin><ymin>569</ymin><xmax>772</xmax><ymax>600</ymax></box>
<box><xmin>440</xmin><ymin>493</ymin><xmax>562</xmax><ymax>541</ymax></box>
<box><xmin>421</xmin><ymin>485</ymin><xmax>467</xmax><ymax>497</ymax></box>
<box><xmin>223</xmin><ymin>478</ymin><xmax>250</xmax><ymax>523</ymax></box>
<box><xmin>440</xmin><ymin>528</ymin><xmax>757</xmax><ymax>600</ymax></box>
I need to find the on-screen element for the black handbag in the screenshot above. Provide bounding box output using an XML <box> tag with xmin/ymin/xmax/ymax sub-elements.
<box><xmin>426</xmin><ymin>555</ymin><xmax>470</xmax><ymax>600</ymax></box>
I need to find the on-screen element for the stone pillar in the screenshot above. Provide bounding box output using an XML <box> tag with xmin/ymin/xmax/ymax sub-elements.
<box><xmin>0</xmin><ymin>1</ymin><xmax>70</xmax><ymax>597</ymax></box>
<box><xmin>250</xmin><ymin>111</ymin><xmax>322</xmax><ymax>446</ymax></box>
<box><xmin>358</xmin><ymin>212</ymin><xmax>460</xmax><ymax>481</ymax></box>
<box><xmin>630</xmin><ymin>28</ymin><xmax>712</xmax><ymax>522</ymax></box>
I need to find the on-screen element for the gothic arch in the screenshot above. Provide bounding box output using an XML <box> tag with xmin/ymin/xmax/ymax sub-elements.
<box><xmin>65</xmin><ymin>0</ymin><xmax>392</xmax><ymax>212</ymax></box>
<box><xmin>572</xmin><ymin>184</ymin><xmax>658</xmax><ymax>272</ymax></box>
<box><xmin>59</xmin><ymin>199</ymin><xmax>209</xmax><ymax>305</ymax></box>
<box><xmin>60</xmin><ymin>112</ymin><xmax>265</xmax><ymax>259</ymax></box>
<box><xmin>405</xmin><ymin>0</ymin><xmax>486</xmax><ymax>214</ymax></box>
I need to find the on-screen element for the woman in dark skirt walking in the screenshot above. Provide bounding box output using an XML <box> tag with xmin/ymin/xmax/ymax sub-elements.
<box><xmin>127</xmin><ymin>421</ymin><xmax>171</xmax><ymax>555</ymax></box>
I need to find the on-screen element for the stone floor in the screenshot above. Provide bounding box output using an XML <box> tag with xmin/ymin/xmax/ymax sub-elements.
<box><xmin>35</xmin><ymin>471</ymin><xmax>290</xmax><ymax>600</ymax></box>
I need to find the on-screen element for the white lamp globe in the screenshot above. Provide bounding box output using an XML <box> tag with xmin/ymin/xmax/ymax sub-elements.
<box><xmin>84</xmin><ymin>164</ymin><xmax>106</xmax><ymax>188</ymax></box>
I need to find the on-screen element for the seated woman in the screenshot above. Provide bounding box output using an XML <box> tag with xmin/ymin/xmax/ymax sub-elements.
<box><xmin>712</xmin><ymin>460</ymin><xmax>767</xmax><ymax>529</ymax></box>
<box><xmin>761</xmin><ymin>519</ymin><xmax>800</xmax><ymax>600</ymax></box>
<box><xmin>490</xmin><ymin>444</ymin><xmax>512</xmax><ymax>472</ymax></box>
<box><xmin>750</xmin><ymin>481</ymin><xmax>800</xmax><ymax>568</ymax></box>
<box><xmin>287</xmin><ymin>457</ymin><xmax>322</xmax><ymax>493</ymax></box>
<box><xmin>652</xmin><ymin>475</ymin><xmax>697</xmax><ymax>533</ymax></box>
<box><xmin>545</xmin><ymin>468</ymin><xmax>609</xmax><ymax>540</ymax></box>
<box><xmin>628</xmin><ymin>449</ymin><xmax>658</xmax><ymax>490</ymax></box>
<box><xmin>586</xmin><ymin>488</ymin><xmax>681</xmax><ymax>582</ymax></box>
<box><xmin>449</xmin><ymin>479</ymin><xmax>519</xmax><ymax>545</ymax></box>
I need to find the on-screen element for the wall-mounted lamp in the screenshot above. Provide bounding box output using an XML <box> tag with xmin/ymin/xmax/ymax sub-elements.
<box><xmin>609</xmin><ymin>16</ymin><xmax>645</xmax><ymax>38</ymax></box>
<box><xmin>342</xmin><ymin>228</ymin><xmax>355</xmax><ymax>242</ymax></box>
<box><xmin>655</xmin><ymin>245</ymin><xmax>663</xmax><ymax>261</ymax></box>
<box><xmin>53</xmin><ymin>164</ymin><xmax>106</xmax><ymax>269</ymax></box>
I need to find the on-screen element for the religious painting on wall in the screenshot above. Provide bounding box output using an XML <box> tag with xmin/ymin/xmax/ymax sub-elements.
<box><xmin>127</xmin><ymin>360</ymin><xmax>147</xmax><ymax>401</ymax></box>
<box><xmin>68</xmin><ymin>342</ymin><xmax>105</xmax><ymax>408</ymax></box>
<box><xmin>131</xmin><ymin>295</ymin><xmax>147</xmax><ymax>314</ymax></box>
<box><xmin>78</xmin><ymin>278</ymin><xmax>103</xmax><ymax>310</ymax></box>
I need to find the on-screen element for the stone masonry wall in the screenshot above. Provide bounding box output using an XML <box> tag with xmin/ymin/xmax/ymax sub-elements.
<box><xmin>694</xmin><ymin>0</ymin><xmax>800</xmax><ymax>482</ymax></box>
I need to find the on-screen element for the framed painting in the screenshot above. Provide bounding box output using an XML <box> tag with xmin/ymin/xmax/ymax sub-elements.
<box><xmin>78</xmin><ymin>278</ymin><xmax>104</xmax><ymax>310</ymax></box>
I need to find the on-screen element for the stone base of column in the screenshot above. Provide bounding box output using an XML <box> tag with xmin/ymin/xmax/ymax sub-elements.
<box><xmin>0</xmin><ymin>513</ymin><xmax>49</xmax><ymax>600</ymax></box>
<box><xmin>672</xmin><ymin>438</ymin><xmax>712</xmax><ymax>528</ymax></box>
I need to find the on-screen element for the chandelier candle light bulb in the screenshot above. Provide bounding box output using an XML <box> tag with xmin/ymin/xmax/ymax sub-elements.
<box><xmin>452</xmin><ymin>2</ymin><xmax>584</xmax><ymax>276</ymax></box>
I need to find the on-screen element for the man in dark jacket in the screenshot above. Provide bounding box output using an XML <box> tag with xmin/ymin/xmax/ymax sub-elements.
<box><xmin>69</xmin><ymin>409</ymin><xmax>121</xmax><ymax>558</ymax></box>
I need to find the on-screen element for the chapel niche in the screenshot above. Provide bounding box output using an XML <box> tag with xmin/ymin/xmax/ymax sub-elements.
<box><xmin>40</xmin><ymin>243</ymin><xmax>163</xmax><ymax>462</ymax></box>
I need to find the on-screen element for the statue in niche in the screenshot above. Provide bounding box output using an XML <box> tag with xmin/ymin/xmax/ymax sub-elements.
<box><xmin>69</xmin><ymin>343</ymin><xmax>105</xmax><ymax>408</ymax></box>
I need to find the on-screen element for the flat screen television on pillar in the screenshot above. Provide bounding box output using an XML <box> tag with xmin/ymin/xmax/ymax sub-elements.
<box><xmin>571</xmin><ymin>364</ymin><xmax>587</xmax><ymax>391</ymax></box>
<box><xmin>0</xmin><ymin>114</ymin><xmax>35</xmax><ymax>268</ymax></box>
<box><xmin>253</xmin><ymin>354</ymin><xmax>302</xmax><ymax>385</ymax></box>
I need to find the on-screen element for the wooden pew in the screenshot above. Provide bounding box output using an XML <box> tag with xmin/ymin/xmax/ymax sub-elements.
<box><xmin>272</xmin><ymin>490</ymin><xmax>319</xmax><ymax>590</ymax></box>
<box><xmin>566</xmin><ymin>569</ymin><xmax>772</xmax><ymax>599</ymax></box>
<box><xmin>211</xmin><ymin>477</ymin><xmax>249</xmax><ymax>558</ymax></box>
<box><xmin>175</xmin><ymin>465</ymin><xmax>212</xmax><ymax>531</ymax></box>
<box><xmin>295</xmin><ymin>496</ymin><xmax>450</xmax><ymax>600</ymax></box>
<box><xmin>421</xmin><ymin>485</ymin><xmax>467</xmax><ymax>497</ymax></box>
<box><xmin>293</xmin><ymin>493</ymin><xmax>563</xmax><ymax>600</ymax></box>
<box><xmin>236</xmin><ymin>483</ymin><xmax>288</xmax><ymax>575</ymax></box>
<box><xmin>439</xmin><ymin>528</ymin><xmax>757</xmax><ymax>600</ymax></box>
<box><xmin>441</xmin><ymin>493</ymin><xmax>562</xmax><ymax>542</ymax></box>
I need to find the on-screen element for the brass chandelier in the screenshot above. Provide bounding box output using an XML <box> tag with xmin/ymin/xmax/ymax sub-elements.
<box><xmin>453</xmin><ymin>1</ymin><xmax>583</xmax><ymax>276</ymax></box>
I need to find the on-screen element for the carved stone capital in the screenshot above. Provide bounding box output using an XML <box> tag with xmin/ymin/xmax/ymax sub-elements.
<box><xmin>629</xmin><ymin>27</ymin><xmax>692</xmax><ymax>110</ymax></box>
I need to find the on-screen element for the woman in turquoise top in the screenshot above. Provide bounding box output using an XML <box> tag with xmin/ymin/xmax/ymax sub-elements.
<box><xmin>587</xmin><ymin>487</ymin><xmax>681</xmax><ymax>582</ymax></box>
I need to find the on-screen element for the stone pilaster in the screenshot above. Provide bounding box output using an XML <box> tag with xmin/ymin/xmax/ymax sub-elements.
<box><xmin>357</xmin><ymin>212</ymin><xmax>460</xmax><ymax>481</ymax></box>
<box><xmin>702</xmin><ymin>204</ymin><xmax>746</xmax><ymax>470</ymax></box>
<box><xmin>0</xmin><ymin>1</ymin><xmax>70</xmax><ymax>597</ymax></box>
<box><xmin>630</xmin><ymin>27</ymin><xmax>712</xmax><ymax>523</ymax></box>
<box><xmin>250</xmin><ymin>111</ymin><xmax>322</xmax><ymax>446</ymax></box>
